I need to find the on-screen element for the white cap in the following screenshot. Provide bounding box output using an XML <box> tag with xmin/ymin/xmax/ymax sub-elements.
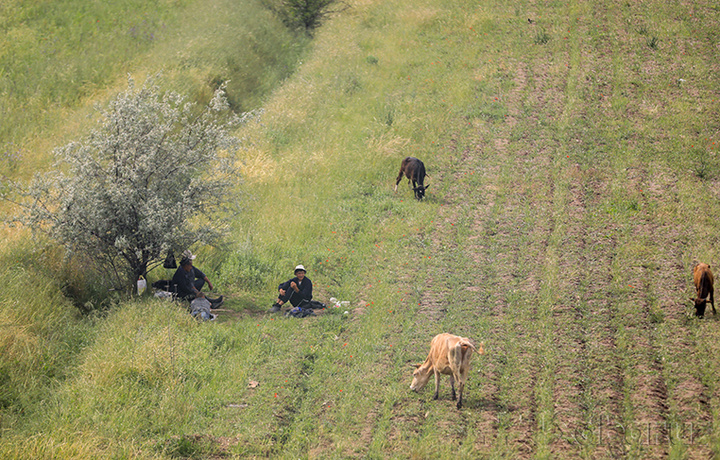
<box><xmin>182</xmin><ymin>250</ymin><xmax>196</xmax><ymax>260</ymax></box>
<box><xmin>294</xmin><ymin>264</ymin><xmax>306</xmax><ymax>273</ymax></box>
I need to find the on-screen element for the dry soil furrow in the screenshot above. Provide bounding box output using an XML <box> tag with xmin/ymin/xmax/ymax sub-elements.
<box><xmin>546</xmin><ymin>170</ymin><xmax>599</xmax><ymax>456</ymax></box>
<box><xmin>581</xmin><ymin>239</ymin><xmax>628</xmax><ymax>459</ymax></box>
<box><xmin>544</xmin><ymin>164</ymin><xmax>627</xmax><ymax>458</ymax></box>
<box><xmin>540</xmin><ymin>3</ymin><xmax>634</xmax><ymax>455</ymax></box>
<box><xmin>627</xmin><ymin>163</ymin><xmax>714</xmax><ymax>456</ymax></box>
<box><xmin>462</xmin><ymin>65</ymin><xmax>568</xmax><ymax>456</ymax></box>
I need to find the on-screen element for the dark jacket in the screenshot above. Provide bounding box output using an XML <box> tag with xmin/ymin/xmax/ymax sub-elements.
<box><xmin>172</xmin><ymin>266</ymin><xmax>207</xmax><ymax>297</ymax></box>
<box><xmin>279</xmin><ymin>276</ymin><xmax>313</xmax><ymax>306</ymax></box>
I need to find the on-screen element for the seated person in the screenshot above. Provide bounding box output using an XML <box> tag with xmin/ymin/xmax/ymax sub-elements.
<box><xmin>171</xmin><ymin>250</ymin><xmax>223</xmax><ymax>307</ymax></box>
<box><xmin>268</xmin><ymin>265</ymin><xmax>312</xmax><ymax>313</ymax></box>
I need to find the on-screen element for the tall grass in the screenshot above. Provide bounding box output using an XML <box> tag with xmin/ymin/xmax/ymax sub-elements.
<box><xmin>1</xmin><ymin>0</ymin><xmax>181</xmax><ymax>171</ymax></box>
<box><xmin>0</xmin><ymin>0</ymin><xmax>307</xmax><ymax>177</ymax></box>
<box><xmin>0</xmin><ymin>0</ymin><xmax>309</xmax><ymax>455</ymax></box>
<box><xmin>0</xmin><ymin>238</ymin><xmax>91</xmax><ymax>432</ymax></box>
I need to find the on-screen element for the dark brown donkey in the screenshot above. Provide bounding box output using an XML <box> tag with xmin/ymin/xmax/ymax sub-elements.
<box><xmin>394</xmin><ymin>156</ymin><xmax>429</xmax><ymax>200</ymax></box>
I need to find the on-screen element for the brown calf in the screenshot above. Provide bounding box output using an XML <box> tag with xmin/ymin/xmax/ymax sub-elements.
<box><xmin>394</xmin><ymin>156</ymin><xmax>429</xmax><ymax>200</ymax></box>
<box><xmin>410</xmin><ymin>333</ymin><xmax>484</xmax><ymax>409</ymax></box>
<box><xmin>692</xmin><ymin>263</ymin><xmax>716</xmax><ymax>318</ymax></box>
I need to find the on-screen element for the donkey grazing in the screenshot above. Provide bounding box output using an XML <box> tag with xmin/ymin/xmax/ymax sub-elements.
<box><xmin>395</xmin><ymin>156</ymin><xmax>429</xmax><ymax>200</ymax></box>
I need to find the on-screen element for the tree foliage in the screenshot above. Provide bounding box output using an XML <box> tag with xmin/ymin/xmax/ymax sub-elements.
<box><xmin>3</xmin><ymin>76</ymin><xmax>247</xmax><ymax>289</ymax></box>
<box><xmin>269</xmin><ymin>0</ymin><xmax>349</xmax><ymax>32</ymax></box>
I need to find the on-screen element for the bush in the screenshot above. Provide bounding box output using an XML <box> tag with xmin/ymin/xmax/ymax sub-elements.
<box><xmin>267</xmin><ymin>0</ymin><xmax>349</xmax><ymax>32</ymax></box>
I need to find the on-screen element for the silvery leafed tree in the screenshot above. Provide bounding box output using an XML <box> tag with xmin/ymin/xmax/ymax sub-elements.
<box><xmin>5</xmin><ymin>75</ymin><xmax>245</xmax><ymax>291</ymax></box>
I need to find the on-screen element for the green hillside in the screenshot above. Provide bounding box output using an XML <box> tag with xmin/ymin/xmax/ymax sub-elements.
<box><xmin>2</xmin><ymin>0</ymin><xmax>720</xmax><ymax>458</ymax></box>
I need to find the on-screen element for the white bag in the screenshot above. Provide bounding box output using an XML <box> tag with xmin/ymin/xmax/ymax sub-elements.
<box><xmin>137</xmin><ymin>276</ymin><xmax>147</xmax><ymax>295</ymax></box>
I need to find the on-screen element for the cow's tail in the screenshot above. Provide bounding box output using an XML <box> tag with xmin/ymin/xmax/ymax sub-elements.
<box><xmin>702</xmin><ymin>270</ymin><xmax>712</xmax><ymax>286</ymax></box>
<box><xmin>458</xmin><ymin>338</ymin><xmax>484</xmax><ymax>361</ymax></box>
<box><xmin>458</xmin><ymin>338</ymin><xmax>484</xmax><ymax>356</ymax></box>
<box><xmin>700</xmin><ymin>270</ymin><xmax>713</xmax><ymax>298</ymax></box>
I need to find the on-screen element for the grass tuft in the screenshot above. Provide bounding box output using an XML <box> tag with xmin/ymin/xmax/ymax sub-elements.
<box><xmin>689</xmin><ymin>147</ymin><xmax>718</xmax><ymax>180</ymax></box>
<box><xmin>534</xmin><ymin>28</ymin><xmax>550</xmax><ymax>45</ymax></box>
<box><xmin>647</xmin><ymin>35</ymin><xmax>659</xmax><ymax>49</ymax></box>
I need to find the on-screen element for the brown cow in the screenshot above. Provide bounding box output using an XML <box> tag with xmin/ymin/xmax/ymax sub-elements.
<box><xmin>394</xmin><ymin>157</ymin><xmax>429</xmax><ymax>200</ymax></box>
<box><xmin>691</xmin><ymin>263</ymin><xmax>716</xmax><ymax>318</ymax></box>
<box><xmin>410</xmin><ymin>333</ymin><xmax>484</xmax><ymax>409</ymax></box>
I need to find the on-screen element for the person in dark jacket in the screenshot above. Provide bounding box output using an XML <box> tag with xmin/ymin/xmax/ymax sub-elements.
<box><xmin>171</xmin><ymin>250</ymin><xmax>223</xmax><ymax>307</ymax></box>
<box><xmin>268</xmin><ymin>264</ymin><xmax>312</xmax><ymax>313</ymax></box>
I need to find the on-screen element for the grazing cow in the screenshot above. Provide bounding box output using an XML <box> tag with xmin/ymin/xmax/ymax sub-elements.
<box><xmin>410</xmin><ymin>333</ymin><xmax>484</xmax><ymax>409</ymax></box>
<box><xmin>691</xmin><ymin>263</ymin><xmax>716</xmax><ymax>318</ymax></box>
<box><xmin>394</xmin><ymin>156</ymin><xmax>429</xmax><ymax>200</ymax></box>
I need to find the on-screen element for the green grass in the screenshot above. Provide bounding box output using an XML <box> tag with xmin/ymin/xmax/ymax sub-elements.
<box><xmin>3</xmin><ymin>0</ymin><xmax>720</xmax><ymax>457</ymax></box>
<box><xmin>0</xmin><ymin>0</ymin><xmax>306</xmax><ymax>176</ymax></box>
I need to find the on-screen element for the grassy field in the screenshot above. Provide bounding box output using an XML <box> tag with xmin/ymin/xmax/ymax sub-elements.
<box><xmin>0</xmin><ymin>0</ymin><xmax>305</xmax><ymax>176</ymax></box>
<box><xmin>2</xmin><ymin>0</ymin><xmax>720</xmax><ymax>458</ymax></box>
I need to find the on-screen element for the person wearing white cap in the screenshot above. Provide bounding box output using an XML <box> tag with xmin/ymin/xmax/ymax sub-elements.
<box><xmin>268</xmin><ymin>264</ymin><xmax>312</xmax><ymax>313</ymax></box>
<box><xmin>171</xmin><ymin>250</ymin><xmax>223</xmax><ymax>307</ymax></box>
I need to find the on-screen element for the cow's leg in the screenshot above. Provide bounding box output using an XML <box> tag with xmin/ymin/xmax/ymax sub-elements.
<box><xmin>449</xmin><ymin>374</ymin><xmax>457</xmax><ymax>401</ymax></box>
<box><xmin>394</xmin><ymin>170</ymin><xmax>405</xmax><ymax>192</ymax></box>
<box><xmin>456</xmin><ymin>379</ymin><xmax>465</xmax><ymax>409</ymax></box>
<box><xmin>711</xmin><ymin>288</ymin><xmax>717</xmax><ymax>315</ymax></box>
<box><xmin>433</xmin><ymin>370</ymin><xmax>441</xmax><ymax>400</ymax></box>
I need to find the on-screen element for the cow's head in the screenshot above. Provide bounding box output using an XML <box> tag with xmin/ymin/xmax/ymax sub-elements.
<box><xmin>410</xmin><ymin>363</ymin><xmax>432</xmax><ymax>391</ymax></box>
<box><xmin>413</xmin><ymin>184</ymin><xmax>429</xmax><ymax>200</ymax></box>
